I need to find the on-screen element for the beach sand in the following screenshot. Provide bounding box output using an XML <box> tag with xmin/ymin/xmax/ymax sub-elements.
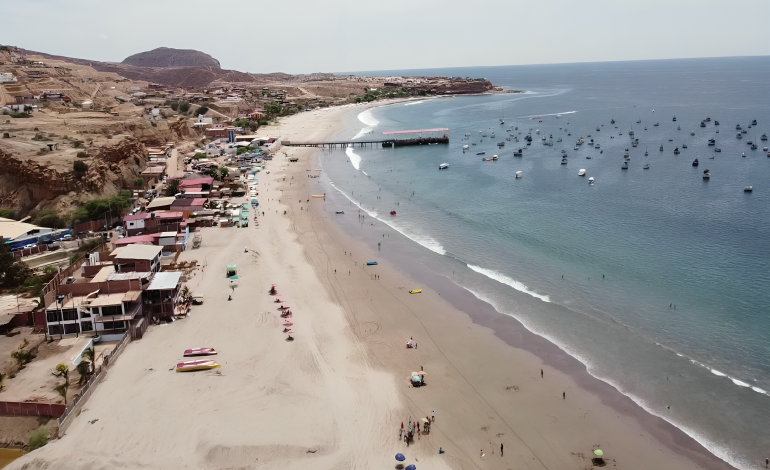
<box><xmin>9</xmin><ymin>101</ymin><xmax>734</xmax><ymax>470</ymax></box>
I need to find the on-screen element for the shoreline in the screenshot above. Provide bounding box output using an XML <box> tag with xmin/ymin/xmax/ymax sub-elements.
<box><xmin>307</xmin><ymin>103</ymin><xmax>737</xmax><ymax>469</ymax></box>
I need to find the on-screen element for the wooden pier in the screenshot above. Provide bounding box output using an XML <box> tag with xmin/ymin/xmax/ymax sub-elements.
<box><xmin>281</xmin><ymin>128</ymin><xmax>450</xmax><ymax>149</ymax></box>
<box><xmin>281</xmin><ymin>140</ymin><xmax>395</xmax><ymax>148</ymax></box>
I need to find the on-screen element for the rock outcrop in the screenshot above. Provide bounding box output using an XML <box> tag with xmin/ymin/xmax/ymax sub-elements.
<box><xmin>0</xmin><ymin>139</ymin><xmax>148</xmax><ymax>214</ymax></box>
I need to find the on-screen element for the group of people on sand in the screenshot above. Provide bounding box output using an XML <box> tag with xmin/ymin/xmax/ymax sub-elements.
<box><xmin>406</xmin><ymin>336</ymin><xmax>417</xmax><ymax>349</ymax></box>
<box><xmin>400</xmin><ymin>412</ymin><xmax>434</xmax><ymax>446</ymax></box>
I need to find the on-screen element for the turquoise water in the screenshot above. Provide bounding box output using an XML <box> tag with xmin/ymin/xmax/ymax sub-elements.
<box><xmin>319</xmin><ymin>56</ymin><xmax>770</xmax><ymax>469</ymax></box>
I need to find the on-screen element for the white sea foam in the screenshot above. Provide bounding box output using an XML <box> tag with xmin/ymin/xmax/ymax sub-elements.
<box><xmin>404</xmin><ymin>100</ymin><xmax>426</xmax><ymax>106</ymax></box>
<box><xmin>357</xmin><ymin>109</ymin><xmax>379</xmax><ymax>127</ymax></box>
<box><xmin>352</xmin><ymin>127</ymin><xmax>372</xmax><ymax>139</ymax></box>
<box><xmin>345</xmin><ymin>146</ymin><xmax>361</xmax><ymax>170</ymax></box>
<box><xmin>751</xmin><ymin>386</ymin><xmax>768</xmax><ymax>395</ymax></box>
<box><xmin>710</xmin><ymin>369</ymin><xmax>727</xmax><ymax>377</ymax></box>
<box><xmin>520</xmin><ymin>110</ymin><xmax>578</xmax><ymax>119</ymax></box>
<box><xmin>731</xmin><ymin>378</ymin><xmax>751</xmax><ymax>387</ymax></box>
<box><xmin>467</xmin><ymin>265</ymin><xmax>550</xmax><ymax>303</ymax></box>
<box><xmin>327</xmin><ymin>179</ymin><xmax>446</xmax><ymax>255</ymax></box>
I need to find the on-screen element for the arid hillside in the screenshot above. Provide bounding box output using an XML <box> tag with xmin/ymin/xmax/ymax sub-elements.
<box><xmin>122</xmin><ymin>47</ymin><xmax>221</xmax><ymax>68</ymax></box>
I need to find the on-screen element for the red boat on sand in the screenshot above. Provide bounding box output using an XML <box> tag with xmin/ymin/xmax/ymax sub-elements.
<box><xmin>184</xmin><ymin>348</ymin><xmax>217</xmax><ymax>357</ymax></box>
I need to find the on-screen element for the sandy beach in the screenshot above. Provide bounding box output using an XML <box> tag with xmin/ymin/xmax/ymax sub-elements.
<box><xmin>8</xmin><ymin>101</ymin><xmax>734</xmax><ymax>470</ymax></box>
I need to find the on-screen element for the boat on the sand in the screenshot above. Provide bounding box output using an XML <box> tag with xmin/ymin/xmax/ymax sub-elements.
<box><xmin>176</xmin><ymin>360</ymin><xmax>221</xmax><ymax>372</ymax></box>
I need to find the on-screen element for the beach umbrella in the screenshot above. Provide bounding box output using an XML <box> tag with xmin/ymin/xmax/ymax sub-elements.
<box><xmin>405</xmin><ymin>465</ymin><xmax>416</xmax><ymax>470</ymax></box>
<box><xmin>395</xmin><ymin>453</ymin><xmax>405</xmax><ymax>461</ymax></box>
<box><xmin>282</xmin><ymin>322</ymin><xmax>293</xmax><ymax>326</ymax></box>
<box><xmin>421</xmin><ymin>417</ymin><xmax>429</xmax><ymax>423</ymax></box>
<box><xmin>593</xmin><ymin>449</ymin><xmax>604</xmax><ymax>457</ymax></box>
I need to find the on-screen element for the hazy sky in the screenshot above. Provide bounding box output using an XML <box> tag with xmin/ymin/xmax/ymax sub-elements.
<box><xmin>3</xmin><ymin>0</ymin><xmax>769</xmax><ymax>74</ymax></box>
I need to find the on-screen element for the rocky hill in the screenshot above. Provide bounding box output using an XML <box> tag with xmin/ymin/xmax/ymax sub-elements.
<box><xmin>122</xmin><ymin>47</ymin><xmax>221</xmax><ymax>68</ymax></box>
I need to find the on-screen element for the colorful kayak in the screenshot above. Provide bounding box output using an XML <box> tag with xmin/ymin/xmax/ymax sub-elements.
<box><xmin>176</xmin><ymin>360</ymin><xmax>221</xmax><ymax>372</ymax></box>
<box><xmin>183</xmin><ymin>348</ymin><xmax>217</xmax><ymax>357</ymax></box>
<box><xmin>366</xmin><ymin>261</ymin><xmax>378</xmax><ymax>266</ymax></box>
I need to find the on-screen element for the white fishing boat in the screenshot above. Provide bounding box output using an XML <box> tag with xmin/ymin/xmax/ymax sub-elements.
<box><xmin>515</xmin><ymin>171</ymin><xmax>523</xmax><ymax>178</ymax></box>
<box><xmin>578</xmin><ymin>169</ymin><xmax>586</xmax><ymax>176</ymax></box>
<box><xmin>439</xmin><ymin>163</ymin><xmax>448</xmax><ymax>170</ymax></box>
<box><xmin>463</xmin><ymin>145</ymin><xmax>469</xmax><ymax>150</ymax></box>
<box><xmin>588</xmin><ymin>177</ymin><xmax>595</xmax><ymax>185</ymax></box>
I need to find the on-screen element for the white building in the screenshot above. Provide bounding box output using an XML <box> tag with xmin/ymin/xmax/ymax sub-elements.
<box><xmin>0</xmin><ymin>73</ymin><xmax>17</xmax><ymax>83</ymax></box>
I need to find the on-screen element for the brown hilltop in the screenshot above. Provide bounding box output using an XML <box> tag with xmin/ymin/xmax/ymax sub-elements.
<box><xmin>122</xmin><ymin>47</ymin><xmax>221</xmax><ymax>68</ymax></box>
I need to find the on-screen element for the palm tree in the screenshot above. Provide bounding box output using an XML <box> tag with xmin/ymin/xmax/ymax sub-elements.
<box><xmin>10</xmin><ymin>350</ymin><xmax>32</xmax><ymax>368</ymax></box>
<box><xmin>82</xmin><ymin>347</ymin><xmax>96</xmax><ymax>373</ymax></box>
<box><xmin>54</xmin><ymin>383</ymin><xmax>69</xmax><ymax>404</ymax></box>
<box><xmin>76</xmin><ymin>361</ymin><xmax>92</xmax><ymax>385</ymax></box>
<box><xmin>52</xmin><ymin>363</ymin><xmax>70</xmax><ymax>404</ymax></box>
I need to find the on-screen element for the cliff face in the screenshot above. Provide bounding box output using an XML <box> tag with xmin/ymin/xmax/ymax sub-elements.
<box><xmin>122</xmin><ymin>47</ymin><xmax>221</xmax><ymax>68</ymax></box>
<box><xmin>0</xmin><ymin>139</ymin><xmax>149</xmax><ymax>214</ymax></box>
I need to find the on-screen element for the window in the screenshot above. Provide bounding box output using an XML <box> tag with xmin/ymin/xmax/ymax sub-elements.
<box><xmin>81</xmin><ymin>321</ymin><xmax>93</xmax><ymax>332</ymax></box>
<box><xmin>63</xmin><ymin>323</ymin><xmax>80</xmax><ymax>334</ymax></box>
<box><xmin>101</xmin><ymin>305</ymin><xmax>122</xmax><ymax>317</ymax></box>
<box><xmin>80</xmin><ymin>309</ymin><xmax>91</xmax><ymax>318</ymax></box>
<box><xmin>48</xmin><ymin>325</ymin><xmax>63</xmax><ymax>336</ymax></box>
<box><xmin>62</xmin><ymin>308</ymin><xmax>78</xmax><ymax>321</ymax></box>
<box><xmin>102</xmin><ymin>321</ymin><xmax>126</xmax><ymax>330</ymax></box>
<box><xmin>46</xmin><ymin>310</ymin><xmax>61</xmax><ymax>323</ymax></box>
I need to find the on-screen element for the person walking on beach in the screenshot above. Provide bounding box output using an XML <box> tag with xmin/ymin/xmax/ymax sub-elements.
<box><xmin>432</xmin><ymin>410</ymin><xmax>435</xmax><ymax>421</ymax></box>
<box><xmin>541</xmin><ymin>369</ymin><xmax>543</xmax><ymax>378</ymax></box>
<box><xmin>500</xmin><ymin>443</ymin><xmax>503</xmax><ymax>456</ymax></box>
<box><xmin>480</xmin><ymin>449</ymin><xmax>484</xmax><ymax>459</ymax></box>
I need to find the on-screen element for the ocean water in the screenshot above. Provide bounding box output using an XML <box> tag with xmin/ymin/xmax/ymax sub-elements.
<box><xmin>318</xmin><ymin>56</ymin><xmax>770</xmax><ymax>469</ymax></box>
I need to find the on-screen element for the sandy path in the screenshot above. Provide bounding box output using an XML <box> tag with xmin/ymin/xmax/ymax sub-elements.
<box><xmin>9</xmin><ymin>101</ymin><xmax>732</xmax><ymax>470</ymax></box>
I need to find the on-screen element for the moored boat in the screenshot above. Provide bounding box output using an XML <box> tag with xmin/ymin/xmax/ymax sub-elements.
<box><xmin>692</xmin><ymin>158</ymin><xmax>699</xmax><ymax>167</ymax></box>
<box><xmin>703</xmin><ymin>170</ymin><xmax>710</xmax><ymax>179</ymax></box>
<box><xmin>439</xmin><ymin>163</ymin><xmax>449</xmax><ymax>170</ymax></box>
<box><xmin>578</xmin><ymin>169</ymin><xmax>586</xmax><ymax>176</ymax></box>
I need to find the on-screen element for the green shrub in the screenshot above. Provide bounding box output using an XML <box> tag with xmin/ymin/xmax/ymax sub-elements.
<box><xmin>133</xmin><ymin>178</ymin><xmax>144</xmax><ymax>187</ymax></box>
<box><xmin>71</xmin><ymin>140</ymin><xmax>83</xmax><ymax>148</ymax></box>
<box><xmin>11</xmin><ymin>113</ymin><xmax>30</xmax><ymax>118</ymax></box>
<box><xmin>164</xmin><ymin>179</ymin><xmax>180</xmax><ymax>197</ymax></box>
<box><xmin>76</xmin><ymin>151</ymin><xmax>88</xmax><ymax>158</ymax></box>
<box><xmin>178</xmin><ymin>101</ymin><xmax>190</xmax><ymax>113</ymax></box>
<box><xmin>73</xmin><ymin>161</ymin><xmax>88</xmax><ymax>173</ymax></box>
<box><xmin>27</xmin><ymin>427</ymin><xmax>48</xmax><ymax>452</ymax></box>
<box><xmin>197</xmin><ymin>106</ymin><xmax>209</xmax><ymax>115</ymax></box>
<box><xmin>0</xmin><ymin>209</ymin><xmax>16</xmax><ymax>219</ymax></box>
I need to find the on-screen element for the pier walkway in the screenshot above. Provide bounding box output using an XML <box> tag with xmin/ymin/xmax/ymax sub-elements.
<box><xmin>281</xmin><ymin>128</ymin><xmax>449</xmax><ymax>149</ymax></box>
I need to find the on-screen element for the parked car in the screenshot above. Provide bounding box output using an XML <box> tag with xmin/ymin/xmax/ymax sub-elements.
<box><xmin>61</xmin><ymin>234</ymin><xmax>72</xmax><ymax>240</ymax></box>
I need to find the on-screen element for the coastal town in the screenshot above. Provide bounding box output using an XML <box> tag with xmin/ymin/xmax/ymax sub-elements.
<box><xmin>0</xmin><ymin>41</ymin><xmax>753</xmax><ymax>470</ymax></box>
